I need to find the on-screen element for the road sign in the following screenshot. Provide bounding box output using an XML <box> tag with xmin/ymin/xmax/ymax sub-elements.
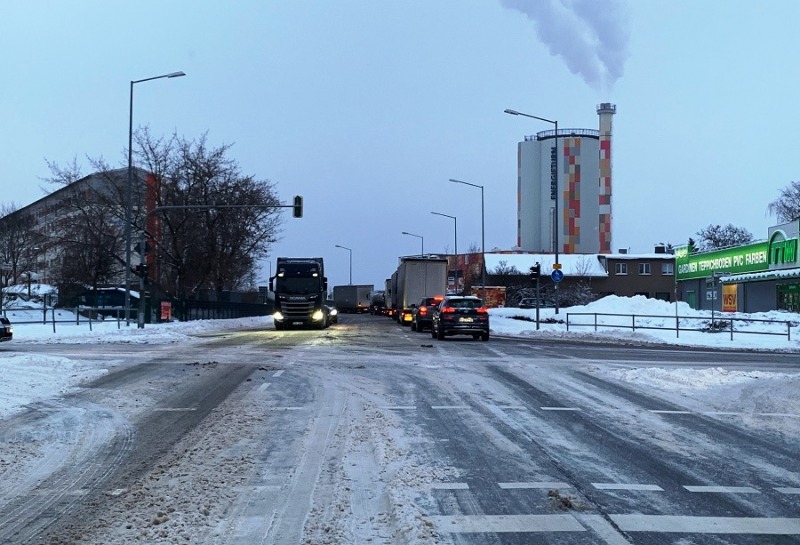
<box><xmin>553</xmin><ymin>263</ymin><xmax>562</xmax><ymax>270</ymax></box>
<box><xmin>551</xmin><ymin>269</ymin><xmax>564</xmax><ymax>283</ymax></box>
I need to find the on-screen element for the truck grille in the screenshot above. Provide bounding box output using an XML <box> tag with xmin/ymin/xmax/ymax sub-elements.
<box><xmin>282</xmin><ymin>301</ymin><xmax>316</xmax><ymax>319</ymax></box>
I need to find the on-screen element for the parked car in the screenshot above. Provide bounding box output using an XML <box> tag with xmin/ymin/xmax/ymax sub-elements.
<box><xmin>411</xmin><ymin>295</ymin><xmax>443</xmax><ymax>332</ymax></box>
<box><xmin>431</xmin><ymin>295</ymin><xmax>489</xmax><ymax>341</ymax></box>
<box><xmin>519</xmin><ymin>297</ymin><xmax>555</xmax><ymax>309</ymax></box>
<box><xmin>0</xmin><ymin>317</ymin><xmax>13</xmax><ymax>341</ymax></box>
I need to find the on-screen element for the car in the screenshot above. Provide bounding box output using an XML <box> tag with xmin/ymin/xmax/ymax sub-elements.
<box><xmin>431</xmin><ymin>295</ymin><xmax>489</xmax><ymax>341</ymax></box>
<box><xmin>518</xmin><ymin>297</ymin><xmax>555</xmax><ymax>309</ymax></box>
<box><xmin>411</xmin><ymin>295</ymin><xmax>443</xmax><ymax>332</ymax></box>
<box><xmin>0</xmin><ymin>317</ymin><xmax>12</xmax><ymax>341</ymax></box>
<box><xmin>324</xmin><ymin>300</ymin><xmax>338</xmax><ymax>326</ymax></box>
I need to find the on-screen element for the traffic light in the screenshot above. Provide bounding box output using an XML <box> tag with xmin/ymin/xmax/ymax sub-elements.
<box><xmin>530</xmin><ymin>263</ymin><xmax>541</xmax><ymax>281</ymax></box>
<box><xmin>293</xmin><ymin>195</ymin><xmax>303</xmax><ymax>218</ymax></box>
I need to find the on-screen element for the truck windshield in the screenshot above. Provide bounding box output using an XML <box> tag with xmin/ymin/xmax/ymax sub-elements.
<box><xmin>276</xmin><ymin>277</ymin><xmax>321</xmax><ymax>295</ymax></box>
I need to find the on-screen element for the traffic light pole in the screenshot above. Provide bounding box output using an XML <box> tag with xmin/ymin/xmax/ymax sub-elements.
<box><xmin>135</xmin><ymin>198</ymin><xmax>302</xmax><ymax>329</ymax></box>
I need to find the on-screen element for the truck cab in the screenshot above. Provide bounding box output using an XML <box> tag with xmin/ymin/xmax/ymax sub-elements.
<box><xmin>270</xmin><ymin>257</ymin><xmax>328</xmax><ymax>330</ymax></box>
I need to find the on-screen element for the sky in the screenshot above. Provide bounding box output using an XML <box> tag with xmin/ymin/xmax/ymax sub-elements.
<box><xmin>1</xmin><ymin>1</ymin><xmax>797</xmax><ymax>290</ymax></box>
<box><xmin>2</xmin><ymin>294</ymin><xmax>797</xmax><ymax>421</ymax></box>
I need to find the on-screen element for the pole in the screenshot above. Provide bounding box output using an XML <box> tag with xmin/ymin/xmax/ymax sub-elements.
<box><xmin>125</xmin><ymin>81</ymin><xmax>134</xmax><ymax>325</ymax></box>
<box><xmin>554</xmin><ymin>120</ymin><xmax>560</xmax><ymax>314</ymax></box>
<box><xmin>480</xmin><ymin>185</ymin><xmax>485</xmax><ymax>303</ymax></box>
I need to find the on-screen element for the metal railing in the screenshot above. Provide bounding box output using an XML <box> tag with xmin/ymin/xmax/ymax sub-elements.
<box><xmin>566</xmin><ymin>312</ymin><xmax>793</xmax><ymax>341</ymax></box>
<box><xmin>4</xmin><ymin>307</ymin><xmax>130</xmax><ymax>333</ymax></box>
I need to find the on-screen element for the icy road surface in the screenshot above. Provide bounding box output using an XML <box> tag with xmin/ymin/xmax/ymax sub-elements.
<box><xmin>1</xmin><ymin>313</ymin><xmax>799</xmax><ymax>544</ymax></box>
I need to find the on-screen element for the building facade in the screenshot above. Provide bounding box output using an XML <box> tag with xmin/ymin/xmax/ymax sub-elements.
<box><xmin>515</xmin><ymin>103</ymin><xmax>616</xmax><ymax>255</ymax></box>
<box><xmin>676</xmin><ymin>220</ymin><xmax>800</xmax><ymax>313</ymax></box>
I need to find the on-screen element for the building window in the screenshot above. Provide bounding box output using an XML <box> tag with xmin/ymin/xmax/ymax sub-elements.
<box><xmin>634</xmin><ymin>291</ymin><xmax>648</xmax><ymax>297</ymax></box>
<box><xmin>654</xmin><ymin>292</ymin><xmax>671</xmax><ymax>301</ymax></box>
<box><xmin>661</xmin><ymin>262</ymin><xmax>674</xmax><ymax>275</ymax></box>
<box><xmin>615</xmin><ymin>263</ymin><xmax>627</xmax><ymax>275</ymax></box>
<box><xmin>638</xmin><ymin>263</ymin><xmax>651</xmax><ymax>275</ymax></box>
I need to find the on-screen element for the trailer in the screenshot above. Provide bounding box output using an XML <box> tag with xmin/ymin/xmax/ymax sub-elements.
<box><xmin>332</xmin><ymin>284</ymin><xmax>373</xmax><ymax>313</ymax></box>
<box><xmin>392</xmin><ymin>256</ymin><xmax>448</xmax><ymax>325</ymax></box>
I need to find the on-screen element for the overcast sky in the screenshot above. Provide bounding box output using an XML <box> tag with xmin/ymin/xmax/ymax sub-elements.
<box><xmin>1</xmin><ymin>1</ymin><xmax>795</xmax><ymax>290</ymax></box>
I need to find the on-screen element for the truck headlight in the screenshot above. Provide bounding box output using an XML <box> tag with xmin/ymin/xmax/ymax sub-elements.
<box><xmin>329</xmin><ymin>308</ymin><xmax>338</xmax><ymax>316</ymax></box>
<box><xmin>273</xmin><ymin>311</ymin><xmax>284</xmax><ymax>321</ymax></box>
<box><xmin>312</xmin><ymin>310</ymin><xmax>324</xmax><ymax>321</ymax></box>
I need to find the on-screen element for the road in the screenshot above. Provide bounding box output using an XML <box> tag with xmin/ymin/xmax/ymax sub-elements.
<box><xmin>0</xmin><ymin>314</ymin><xmax>799</xmax><ymax>544</ymax></box>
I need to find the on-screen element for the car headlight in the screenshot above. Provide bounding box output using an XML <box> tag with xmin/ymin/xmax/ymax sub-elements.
<box><xmin>273</xmin><ymin>311</ymin><xmax>284</xmax><ymax>321</ymax></box>
<box><xmin>312</xmin><ymin>310</ymin><xmax>324</xmax><ymax>321</ymax></box>
<box><xmin>329</xmin><ymin>308</ymin><xmax>338</xmax><ymax>316</ymax></box>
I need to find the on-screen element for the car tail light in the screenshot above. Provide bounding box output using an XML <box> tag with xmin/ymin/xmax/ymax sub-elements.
<box><xmin>419</xmin><ymin>307</ymin><xmax>428</xmax><ymax>315</ymax></box>
<box><xmin>441</xmin><ymin>307</ymin><xmax>455</xmax><ymax>313</ymax></box>
<box><xmin>477</xmin><ymin>307</ymin><xmax>488</xmax><ymax>314</ymax></box>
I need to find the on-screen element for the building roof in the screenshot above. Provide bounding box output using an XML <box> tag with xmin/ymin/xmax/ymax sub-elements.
<box><xmin>720</xmin><ymin>267</ymin><xmax>800</xmax><ymax>283</ymax></box>
<box><xmin>484</xmin><ymin>253</ymin><xmax>608</xmax><ymax>277</ymax></box>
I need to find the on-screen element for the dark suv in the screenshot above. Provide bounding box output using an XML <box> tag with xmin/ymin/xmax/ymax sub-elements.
<box><xmin>431</xmin><ymin>295</ymin><xmax>489</xmax><ymax>341</ymax></box>
<box><xmin>411</xmin><ymin>295</ymin><xmax>443</xmax><ymax>332</ymax></box>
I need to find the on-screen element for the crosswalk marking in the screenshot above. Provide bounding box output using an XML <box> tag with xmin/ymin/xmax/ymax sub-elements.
<box><xmin>592</xmin><ymin>483</ymin><xmax>664</xmax><ymax>491</ymax></box>
<box><xmin>499</xmin><ymin>482</ymin><xmax>572</xmax><ymax>489</ymax></box>
<box><xmin>611</xmin><ymin>515</ymin><xmax>800</xmax><ymax>534</ymax></box>
<box><xmin>430</xmin><ymin>514</ymin><xmax>585</xmax><ymax>533</ymax></box>
<box><xmin>683</xmin><ymin>486</ymin><xmax>759</xmax><ymax>494</ymax></box>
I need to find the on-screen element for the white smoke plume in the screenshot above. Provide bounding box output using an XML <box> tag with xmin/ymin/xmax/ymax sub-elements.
<box><xmin>500</xmin><ymin>0</ymin><xmax>630</xmax><ymax>90</ymax></box>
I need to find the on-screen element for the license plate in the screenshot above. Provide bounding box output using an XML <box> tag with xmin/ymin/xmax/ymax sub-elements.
<box><xmin>403</xmin><ymin>315</ymin><xmax>412</xmax><ymax>322</ymax></box>
<box><xmin>292</xmin><ymin>321</ymin><xmax>303</xmax><ymax>325</ymax></box>
<box><xmin>459</xmin><ymin>317</ymin><xmax>473</xmax><ymax>323</ymax></box>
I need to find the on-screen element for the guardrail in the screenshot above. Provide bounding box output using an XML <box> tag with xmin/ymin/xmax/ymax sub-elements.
<box><xmin>2</xmin><ymin>308</ymin><xmax>130</xmax><ymax>333</ymax></box>
<box><xmin>566</xmin><ymin>312</ymin><xmax>793</xmax><ymax>341</ymax></box>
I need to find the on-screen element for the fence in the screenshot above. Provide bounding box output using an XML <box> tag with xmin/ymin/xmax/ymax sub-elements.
<box><xmin>566</xmin><ymin>312</ymin><xmax>793</xmax><ymax>341</ymax></box>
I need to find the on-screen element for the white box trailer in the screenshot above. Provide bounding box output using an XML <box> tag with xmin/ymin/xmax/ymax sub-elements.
<box><xmin>332</xmin><ymin>284</ymin><xmax>373</xmax><ymax>313</ymax></box>
<box><xmin>394</xmin><ymin>256</ymin><xmax>448</xmax><ymax>324</ymax></box>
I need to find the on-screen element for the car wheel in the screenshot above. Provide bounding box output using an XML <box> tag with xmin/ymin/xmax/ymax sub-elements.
<box><xmin>481</xmin><ymin>332</ymin><xmax>490</xmax><ymax>342</ymax></box>
<box><xmin>430</xmin><ymin>326</ymin><xmax>436</xmax><ymax>339</ymax></box>
<box><xmin>436</xmin><ymin>326</ymin><xmax>445</xmax><ymax>341</ymax></box>
<box><xmin>411</xmin><ymin>321</ymin><xmax>417</xmax><ymax>332</ymax></box>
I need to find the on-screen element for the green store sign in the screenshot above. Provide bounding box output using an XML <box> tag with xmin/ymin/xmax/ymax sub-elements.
<box><xmin>675</xmin><ymin>241</ymin><xmax>770</xmax><ymax>280</ymax></box>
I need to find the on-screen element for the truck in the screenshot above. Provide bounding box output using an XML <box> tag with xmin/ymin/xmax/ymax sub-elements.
<box><xmin>392</xmin><ymin>256</ymin><xmax>448</xmax><ymax>326</ymax></box>
<box><xmin>368</xmin><ymin>289</ymin><xmax>386</xmax><ymax>315</ymax></box>
<box><xmin>269</xmin><ymin>257</ymin><xmax>328</xmax><ymax>330</ymax></box>
<box><xmin>332</xmin><ymin>284</ymin><xmax>373</xmax><ymax>313</ymax></box>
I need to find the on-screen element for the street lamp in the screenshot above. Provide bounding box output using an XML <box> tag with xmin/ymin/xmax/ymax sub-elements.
<box><xmin>449</xmin><ymin>178</ymin><xmax>485</xmax><ymax>302</ymax></box>
<box><xmin>504</xmin><ymin>108</ymin><xmax>560</xmax><ymax>314</ymax></box>
<box><xmin>334</xmin><ymin>244</ymin><xmax>352</xmax><ymax>285</ymax></box>
<box><xmin>125</xmin><ymin>70</ymin><xmax>186</xmax><ymax>326</ymax></box>
<box><xmin>430</xmin><ymin>211</ymin><xmax>457</xmax><ymax>256</ymax></box>
<box><xmin>401</xmin><ymin>231</ymin><xmax>424</xmax><ymax>256</ymax></box>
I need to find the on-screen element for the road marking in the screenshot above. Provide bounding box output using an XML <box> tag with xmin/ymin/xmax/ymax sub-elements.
<box><xmin>493</xmin><ymin>405</ymin><xmax>527</xmax><ymax>410</ymax></box>
<box><xmin>611</xmin><ymin>514</ymin><xmax>800</xmax><ymax>534</ymax></box>
<box><xmin>649</xmin><ymin>410</ymin><xmax>693</xmax><ymax>414</ymax></box>
<box><xmin>759</xmin><ymin>413</ymin><xmax>800</xmax><ymax>418</ymax></box>
<box><xmin>486</xmin><ymin>347</ymin><xmax>509</xmax><ymax>358</ymax></box>
<box><xmin>431</xmin><ymin>405</ymin><xmax>470</xmax><ymax>410</ymax></box>
<box><xmin>541</xmin><ymin>407</ymin><xmax>581</xmax><ymax>411</ymax></box>
<box><xmin>776</xmin><ymin>488</ymin><xmax>800</xmax><ymax>494</ymax></box>
<box><xmin>430</xmin><ymin>514</ymin><xmax>585</xmax><ymax>533</ymax></box>
<box><xmin>257</xmin><ymin>382</ymin><xmax>271</xmax><ymax>393</ymax></box>
<box><xmin>575</xmin><ymin>515</ymin><xmax>632</xmax><ymax>545</ymax></box>
<box><xmin>268</xmin><ymin>407</ymin><xmax>305</xmax><ymax>411</ymax></box>
<box><xmin>499</xmin><ymin>482</ymin><xmax>572</xmax><ymax>489</ymax></box>
<box><xmin>382</xmin><ymin>406</ymin><xmax>417</xmax><ymax>410</ymax></box>
<box><xmin>592</xmin><ymin>483</ymin><xmax>664</xmax><ymax>491</ymax></box>
<box><xmin>153</xmin><ymin>407</ymin><xmax>197</xmax><ymax>412</ymax></box>
<box><xmin>704</xmin><ymin>411</ymin><xmax>744</xmax><ymax>416</ymax></box>
<box><xmin>431</xmin><ymin>483</ymin><xmax>469</xmax><ymax>490</ymax></box>
<box><xmin>684</xmin><ymin>486</ymin><xmax>760</xmax><ymax>494</ymax></box>
<box><xmin>273</xmin><ymin>370</ymin><xmax>285</xmax><ymax>377</ymax></box>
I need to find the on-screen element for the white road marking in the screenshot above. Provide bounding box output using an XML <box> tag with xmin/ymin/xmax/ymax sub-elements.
<box><xmin>257</xmin><ymin>382</ymin><xmax>271</xmax><ymax>393</ymax></box>
<box><xmin>683</xmin><ymin>485</ymin><xmax>760</xmax><ymax>494</ymax></box>
<box><xmin>431</xmin><ymin>405</ymin><xmax>470</xmax><ymax>410</ymax></box>
<box><xmin>486</xmin><ymin>347</ymin><xmax>509</xmax><ymax>358</ymax></box>
<box><xmin>704</xmin><ymin>411</ymin><xmax>744</xmax><ymax>416</ymax></box>
<box><xmin>776</xmin><ymin>488</ymin><xmax>800</xmax><ymax>494</ymax></box>
<box><xmin>649</xmin><ymin>410</ymin><xmax>692</xmax><ymax>414</ymax></box>
<box><xmin>153</xmin><ymin>407</ymin><xmax>197</xmax><ymax>412</ymax></box>
<box><xmin>430</xmin><ymin>514</ymin><xmax>585</xmax><ymax>533</ymax></box>
<box><xmin>493</xmin><ymin>405</ymin><xmax>527</xmax><ymax>410</ymax></box>
<box><xmin>611</xmin><ymin>514</ymin><xmax>800</xmax><ymax>534</ymax></box>
<box><xmin>431</xmin><ymin>483</ymin><xmax>469</xmax><ymax>490</ymax></box>
<box><xmin>273</xmin><ymin>370</ymin><xmax>285</xmax><ymax>377</ymax></box>
<box><xmin>575</xmin><ymin>514</ymin><xmax>632</xmax><ymax>545</ymax></box>
<box><xmin>592</xmin><ymin>483</ymin><xmax>664</xmax><ymax>491</ymax></box>
<box><xmin>381</xmin><ymin>406</ymin><xmax>417</xmax><ymax>410</ymax></box>
<box><xmin>759</xmin><ymin>413</ymin><xmax>800</xmax><ymax>417</ymax></box>
<box><xmin>499</xmin><ymin>482</ymin><xmax>572</xmax><ymax>489</ymax></box>
<box><xmin>541</xmin><ymin>407</ymin><xmax>581</xmax><ymax>411</ymax></box>
<box><xmin>268</xmin><ymin>407</ymin><xmax>305</xmax><ymax>411</ymax></box>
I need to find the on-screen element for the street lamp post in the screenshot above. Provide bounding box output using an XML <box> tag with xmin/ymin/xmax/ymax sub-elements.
<box><xmin>125</xmin><ymin>71</ymin><xmax>186</xmax><ymax>326</ymax></box>
<box><xmin>504</xmin><ymin>108</ymin><xmax>560</xmax><ymax>314</ymax></box>
<box><xmin>401</xmin><ymin>231</ymin><xmax>424</xmax><ymax>256</ymax></box>
<box><xmin>449</xmin><ymin>178</ymin><xmax>485</xmax><ymax>302</ymax></box>
<box><xmin>334</xmin><ymin>244</ymin><xmax>352</xmax><ymax>285</ymax></box>
<box><xmin>430</xmin><ymin>211</ymin><xmax>457</xmax><ymax>256</ymax></box>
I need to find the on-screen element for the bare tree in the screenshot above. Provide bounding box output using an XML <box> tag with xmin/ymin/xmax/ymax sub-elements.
<box><xmin>768</xmin><ymin>181</ymin><xmax>800</xmax><ymax>222</ymax></box>
<box><xmin>696</xmin><ymin>224</ymin><xmax>754</xmax><ymax>251</ymax></box>
<box><xmin>0</xmin><ymin>204</ymin><xmax>42</xmax><ymax>289</ymax></box>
